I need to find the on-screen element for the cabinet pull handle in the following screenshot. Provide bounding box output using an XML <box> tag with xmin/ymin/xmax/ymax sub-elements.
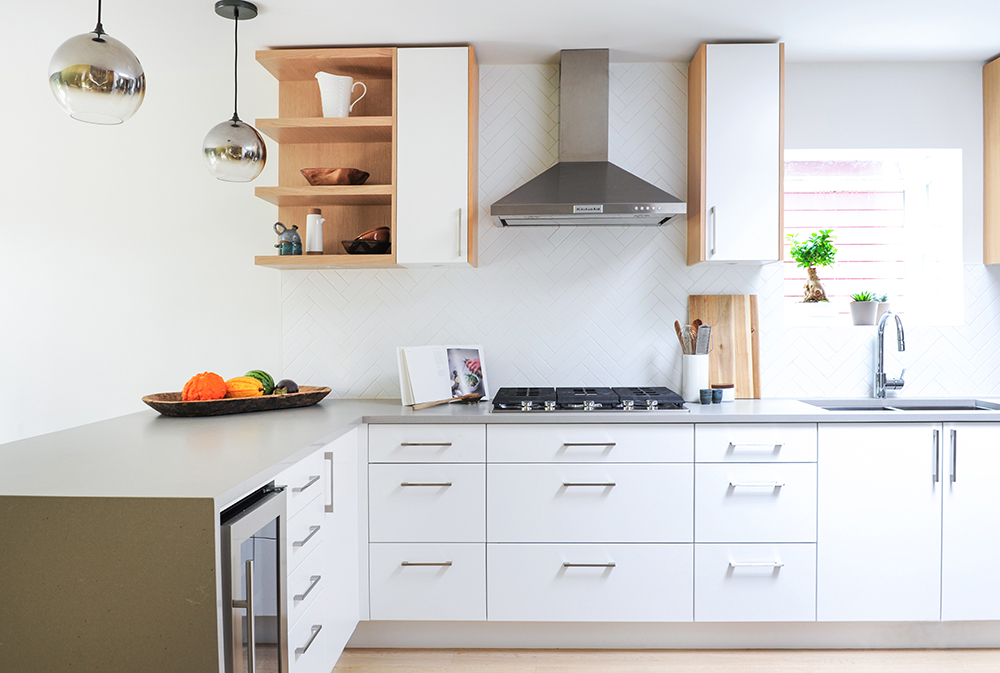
<box><xmin>400</xmin><ymin>482</ymin><xmax>453</xmax><ymax>487</ymax></box>
<box><xmin>729</xmin><ymin>561</ymin><xmax>784</xmax><ymax>568</ymax></box>
<box><xmin>562</xmin><ymin>442</ymin><xmax>617</xmax><ymax>447</ymax></box>
<box><xmin>710</xmin><ymin>205</ymin><xmax>717</xmax><ymax>256</ymax></box>
<box><xmin>231</xmin><ymin>559</ymin><xmax>256</xmax><ymax>673</ymax></box>
<box><xmin>295</xmin><ymin>625</ymin><xmax>323</xmax><ymax>656</ymax></box>
<box><xmin>400</xmin><ymin>442</ymin><xmax>453</xmax><ymax>447</ymax></box>
<box><xmin>401</xmin><ymin>560</ymin><xmax>453</xmax><ymax>567</ymax></box>
<box><xmin>324</xmin><ymin>451</ymin><xmax>334</xmax><ymax>514</ymax></box>
<box><xmin>293</xmin><ymin>525</ymin><xmax>321</xmax><ymax>548</ymax></box>
<box><xmin>294</xmin><ymin>575</ymin><xmax>322</xmax><ymax>602</ymax></box>
<box><xmin>458</xmin><ymin>207</ymin><xmax>464</xmax><ymax>256</ymax></box>
<box><xmin>950</xmin><ymin>428</ymin><xmax>957</xmax><ymax>483</ymax></box>
<box><xmin>729</xmin><ymin>482</ymin><xmax>784</xmax><ymax>488</ymax></box>
<box><xmin>293</xmin><ymin>475</ymin><xmax>321</xmax><ymax>493</ymax></box>
<box><xmin>563</xmin><ymin>562</ymin><xmax>616</xmax><ymax>568</ymax></box>
<box><xmin>933</xmin><ymin>429</ymin><xmax>940</xmax><ymax>483</ymax></box>
<box><xmin>562</xmin><ymin>482</ymin><xmax>616</xmax><ymax>487</ymax></box>
<box><xmin>727</xmin><ymin>442</ymin><xmax>783</xmax><ymax>452</ymax></box>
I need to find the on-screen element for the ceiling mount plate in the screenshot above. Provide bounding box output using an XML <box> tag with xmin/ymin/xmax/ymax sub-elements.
<box><xmin>214</xmin><ymin>0</ymin><xmax>258</xmax><ymax>20</ymax></box>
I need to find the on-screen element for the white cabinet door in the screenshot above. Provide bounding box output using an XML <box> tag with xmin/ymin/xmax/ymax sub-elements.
<box><xmin>369</xmin><ymin>543</ymin><xmax>486</xmax><ymax>620</ymax></box>
<box><xmin>396</xmin><ymin>47</ymin><xmax>472</xmax><ymax>267</ymax></box>
<box><xmin>369</xmin><ymin>463</ymin><xmax>485</xmax><ymax>542</ymax></box>
<box><xmin>322</xmin><ymin>429</ymin><xmax>360</xmax><ymax>668</ymax></box>
<box><xmin>817</xmin><ymin>423</ymin><xmax>942</xmax><ymax>621</ymax></box>
<box><xmin>701</xmin><ymin>43</ymin><xmax>780</xmax><ymax>263</ymax></box>
<box><xmin>942</xmin><ymin>423</ymin><xmax>1000</xmax><ymax>621</ymax></box>
<box><xmin>488</xmin><ymin>424</ymin><xmax>693</xmax><ymax>463</ymax></box>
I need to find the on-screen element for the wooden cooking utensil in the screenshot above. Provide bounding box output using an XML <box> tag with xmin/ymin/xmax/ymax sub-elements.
<box><xmin>412</xmin><ymin>393</ymin><xmax>481</xmax><ymax>411</ymax></box>
<box><xmin>674</xmin><ymin>320</ymin><xmax>688</xmax><ymax>353</ymax></box>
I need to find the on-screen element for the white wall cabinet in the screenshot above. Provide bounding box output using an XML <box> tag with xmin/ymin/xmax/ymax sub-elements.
<box><xmin>396</xmin><ymin>46</ymin><xmax>478</xmax><ymax>267</ymax></box>
<box><xmin>687</xmin><ymin>43</ymin><xmax>782</xmax><ymax>265</ymax></box>
<box><xmin>941</xmin><ymin>423</ymin><xmax>1000</xmax><ymax>621</ymax></box>
<box><xmin>817</xmin><ymin>423</ymin><xmax>942</xmax><ymax>621</ymax></box>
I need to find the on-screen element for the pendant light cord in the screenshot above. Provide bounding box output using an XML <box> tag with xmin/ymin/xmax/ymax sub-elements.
<box><xmin>231</xmin><ymin>6</ymin><xmax>241</xmax><ymax>124</ymax></box>
<box><xmin>93</xmin><ymin>0</ymin><xmax>106</xmax><ymax>40</ymax></box>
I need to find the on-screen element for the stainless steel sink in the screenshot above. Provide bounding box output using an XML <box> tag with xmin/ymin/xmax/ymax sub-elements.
<box><xmin>804</xmin><ymin>399</ymin><xmax>1000</xmax><ymax>412</ymax></box>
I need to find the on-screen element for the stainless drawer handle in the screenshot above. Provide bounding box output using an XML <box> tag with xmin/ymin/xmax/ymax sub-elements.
<box><xmin>293</xmin><ymin>575</ymin><xmax>322</xmax><ymax>602</ymax></box>
<box><xmin>400</xmin><ymin>442</ymin><xmax>453</xmax><ymax>447</ymax></box>
<box><xmin>563</xmin><ymin>562</ymin><xmax>616</xmax><ymax>568</ymax></box>
<box><xmin>400</xmin><ymin>482</ymin><xmax>453</xmax><ymax>487</ymax></box>
<box><xmin>729</xmin><ymin>561</ymin><xmax>784</xmax><ymax>568</ymax></box>
<box><xmin>293</xmin><ymin>525</ymin><xmax>320</xmax><ymax>548</ymax></box>
<box><xmin>562</xmin><ymin>442</ymin><xmax>617</xmax><ymax>447</ymax></box>
<box><xmin>729</xmin><ymin>481</ymin><xmax>785</xmax><ymax>488</ymax></box>
<box><xmin>295</xmin><ymin>624</ymin><xmax>322</xmax><ymax>656</ymax></box>
<box><xmin>293</xmin><ymin>475</ymin><xmax>320</xmax><ymax>493</ymax></box>
<box><xmin>401</xmin><ymin>561</ymin><xmax>453</xmax><ymax>567</ymax></box>
<box><xmin>562</xmin><ymin>482</ymin><xmax>616</xmax><ymax>487</ymax></box>
<box><xmin>727</xmin><ymin>443</ymin><xmax>783</xmax><ymax>451</ymax></box>
<box><xmin>950</xmin><ymin>428</ymin><xmax>957</xmax><ymax>483</ymax></box>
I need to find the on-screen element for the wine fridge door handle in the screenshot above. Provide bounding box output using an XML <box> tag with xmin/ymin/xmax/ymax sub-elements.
<box><xmin>232</xmin><ymin>559</ymin><xmax>256</xmax><ymax>673</ymax></box>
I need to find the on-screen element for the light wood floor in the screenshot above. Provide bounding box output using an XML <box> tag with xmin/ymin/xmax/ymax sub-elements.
<box><xmin>334</xmin><ymin>648</ymin><xmax>1000</xmax><ymax>672</ymax></box>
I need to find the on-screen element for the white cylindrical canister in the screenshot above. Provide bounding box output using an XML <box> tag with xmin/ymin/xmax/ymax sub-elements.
<box><xmin>681</xmin><ymin>354</ymin><xmax>710</xmax><ymax>403</ymax></box>
<box><xmin>305</xmin><ymin>208</ymin><xmax>325</xmax><ymax>254</ymax></box>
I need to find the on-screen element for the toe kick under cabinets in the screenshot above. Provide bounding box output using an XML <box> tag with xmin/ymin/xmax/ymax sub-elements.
<box><xmin>365</xmin><ymin>422</ymin><xmax>820</xmax><ymax>623</ymax></box>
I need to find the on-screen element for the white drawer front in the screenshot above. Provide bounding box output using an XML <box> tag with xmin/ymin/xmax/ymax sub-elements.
<box><xmin>695</xmin><ymin>463</ymin><xmax>817</xmax><ymax>543</ymax></box>
<box><xmin>488</xmin><ymin>463</ymin><xmax>692</xmax><ymax>543</ymax></box>
<box><xmin>695</xmin><ymin>424</ymin><xmax>817</xmax><ymax>462</ymax></box>
<box><xmin>369</xmin><ymin>424</ymin><xmax>486</xmax><ymax>463</ymax></box>
<box><xmin>487</xmin><ymin>543</ymin><xmax>693</xmax><ymax>622</ymax></box>
<box><xmin>287</xmin><ymin>540</ymin><xmax>326</xmax><ymax>628</ymax></box>
<box><xmin>277</xmin><ymin>450</ymin><xmax>326</xmax><ymax>518</ymax></box>
<box><xmin>694</xmin><ymin>543</ymin><xmax>816</xmax><ymax>622</ymax></box>
<box><xmin>288</xmin><ymin>591</ymin><xmax>327</xmax><ymax>673</ymax></box>
<box><xmin>369</xmin><ymin>463</ymin><xmax>485</xmax><ymax>542</ymax></box>
<box><xmin>369</xmin><ymin>543</ymin><xmax>486</xmax><ymax>620</ymax></box>
<box><xmin>488</xmin><ymin>424</ymin><xmax>693</xmax><ymax>463</ymax></box>
<box><xmin>286</xmin><ymin>493</ymin><xmax>326</xmax><ymax>573</ymax></box>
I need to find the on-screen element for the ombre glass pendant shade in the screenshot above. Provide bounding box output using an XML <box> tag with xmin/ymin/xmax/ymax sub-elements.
<box><xmin>48</xmin><ymin>3</ymin><xmax>145</xmax><ymax>125</ymax></box>
<box><xmin>203</xmin><ymin>117</ymin><xmax>267</xmax><ymax>182</ymax></box>
<box><xmin>203</xmin><ymin>0</ymin><xmax>265</xmax><ymax>182</ymax></box>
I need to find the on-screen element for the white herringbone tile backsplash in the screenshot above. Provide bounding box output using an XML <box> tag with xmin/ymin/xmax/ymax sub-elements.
<box><xmin>281</xmin><ymin>64</ymin><xmax>1000</xmax><ymax>400</ymax></box>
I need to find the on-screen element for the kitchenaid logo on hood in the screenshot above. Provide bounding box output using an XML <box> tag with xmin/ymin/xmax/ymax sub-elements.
<box><xmin>573</xmin><ymin>205</ymin><xmax>604</xmax><ymax>214</ymax></box>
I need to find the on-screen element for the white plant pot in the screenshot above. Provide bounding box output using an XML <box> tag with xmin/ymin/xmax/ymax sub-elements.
<box><xmin>850</xmin><ymin>301</ymin><xmax>879</xmax><ymax>326</ymax></box>
<box><xmin>876</xmin><ymin>302</ymin><xmax>890</xmax><ymax>322</ymax></box>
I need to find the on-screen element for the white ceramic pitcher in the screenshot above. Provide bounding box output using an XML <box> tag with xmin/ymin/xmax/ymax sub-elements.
<box><xmin>315</xmin><ymin>72</ymin><xmax>367</xmax><ymax>117</ymax></box>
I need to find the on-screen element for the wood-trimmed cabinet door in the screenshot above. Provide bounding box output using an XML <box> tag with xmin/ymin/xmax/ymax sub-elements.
<box><xmin>687</xmin><ymin>43</ymin><xmax>782</xmax><ymax>265</ymax></box>
<box><xmin>817</xmin><ymin>423</ymin><xmax>942</xmax><ymax>621</ymax></box>
<box><xmin>395</xmin><ymin>46</ymin><xmax>478</xmax><ymax>267</ymax></box>
<box><xmin>941</xmin><ymin>423</ymin><xmax>1000</xmax><ymax>621</ymax></box>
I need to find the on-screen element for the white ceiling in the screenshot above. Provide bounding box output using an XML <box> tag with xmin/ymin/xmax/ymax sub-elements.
<box><xmin>21</xmin><ymin>0</ymin><xmax>1000</xmax><ymax>66</ymax></box>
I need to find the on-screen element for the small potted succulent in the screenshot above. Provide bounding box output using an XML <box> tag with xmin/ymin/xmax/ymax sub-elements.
<box><xmin>787</xmin><ymin>229</ymin><xmax>837</xmax><ymax>302</ymax></box>
<box><xmin>850</xmin><ymin>291</ymin><xmax>879</xmax><ymax>325</ymax></box>
<box><xmin>875</xmin><ymin>293</ymin><xmax>890</xmax><ymax>322</ymax></box>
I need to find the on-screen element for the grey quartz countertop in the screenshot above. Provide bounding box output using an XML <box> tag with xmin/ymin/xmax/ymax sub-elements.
<box><xmin>4</xmin><ymin>397</ymin><xmax>999</xmax><ymax>502</ymax></box>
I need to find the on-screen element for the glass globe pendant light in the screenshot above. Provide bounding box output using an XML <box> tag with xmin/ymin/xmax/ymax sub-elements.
<box><xmin>48</xmin><ymin>0</ymin><xmax>145</xmax><ymax>124</ymax></box>
<box><xmin>203</xmin><ymin>0</ymin><xmax>266</xmax><ymax>182</ymax></box>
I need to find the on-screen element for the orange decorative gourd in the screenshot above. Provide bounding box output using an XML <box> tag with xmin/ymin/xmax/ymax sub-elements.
<box><xmin>225</xmin><ymin>376</ymin><xmax>265</xmax><ymax>399</ymax></box>
<box><xmin>181</xmin><ymin>372</ymin><xmax>227</xmax><ymax>401</ymax></box>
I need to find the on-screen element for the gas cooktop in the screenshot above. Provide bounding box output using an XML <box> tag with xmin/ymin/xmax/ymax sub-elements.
<box><xmin>491</xmin><ymin>387</ymin><xmax>687</xmax><ymax>412</ymax></box>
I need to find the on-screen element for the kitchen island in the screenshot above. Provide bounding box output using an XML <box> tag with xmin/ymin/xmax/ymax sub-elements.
<box><xmin>3</xmin><ymin>397</ymin><xmax>1000</xmax><ymax>673</ymax></box>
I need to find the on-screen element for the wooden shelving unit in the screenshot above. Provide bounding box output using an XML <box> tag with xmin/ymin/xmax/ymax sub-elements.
<box><xmin>254</xmin><ymin>47</ymin><xmax>397</xmax><ymax>267</ymax></box>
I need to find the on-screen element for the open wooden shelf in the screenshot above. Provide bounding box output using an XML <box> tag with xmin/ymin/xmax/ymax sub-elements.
<box><xmin>254</xmin><ymin>185</ymin><xmax>393</xmax><ymax>207</ymax></box>
<box><xmin>256</xmin><ymin>47</ymin><xmax>394</xmax><ymax>80</ymax></box>
<box><xmin>255</xmin><ymin>117</ymin><xmax>393</xmax><ymax>144</ymax></box>
<box><xmin>254</xmin><ymin>254</ymin><xmax>400</xmax><ymax>269</ymax></box>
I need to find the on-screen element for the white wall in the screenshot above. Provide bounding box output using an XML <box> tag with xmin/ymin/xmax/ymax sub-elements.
<box><xmin>282</xmin><ymin>60</ymin><xmax>1000</xmax><ymax>401</ymax></box>
<box><xmin>0</xmin><ymin>8</ymin><xmax>282</xmax><ymax>443</ymax></box>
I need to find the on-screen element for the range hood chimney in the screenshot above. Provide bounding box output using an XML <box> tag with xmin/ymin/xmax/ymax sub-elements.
<box><xmin>490</xmin><ymin>49</ymin><xmax>686</xmax><ymax>226</ymax></box>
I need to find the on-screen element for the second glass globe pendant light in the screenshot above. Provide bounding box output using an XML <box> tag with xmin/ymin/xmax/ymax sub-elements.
<box><xmin>203</xmin><ymin>0</ymin><xmax>266</xmax><ymax>182</ymax></box>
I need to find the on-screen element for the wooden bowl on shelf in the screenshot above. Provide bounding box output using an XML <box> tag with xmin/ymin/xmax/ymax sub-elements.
<box><xmin>342</xmin><ymin>227</ymin><xmax>391</xmax><ymax>254</ymax></box>
<box><xmin>300</xmin><ymin>167</ymin><xmax>370</xmax><ymax>186</ymax></box>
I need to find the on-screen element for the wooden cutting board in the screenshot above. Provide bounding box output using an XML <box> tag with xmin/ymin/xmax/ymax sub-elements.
<box><xmin>688</xmin><ymin>294</ymin><xmax>761</xmax><ymax>398</ymax></box>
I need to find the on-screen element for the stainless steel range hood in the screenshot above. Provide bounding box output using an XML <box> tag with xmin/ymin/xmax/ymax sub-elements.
<box><xmin>490</xmin><ymin>49</ymin><xmax>686</xmax><ymax>226</ymax></box>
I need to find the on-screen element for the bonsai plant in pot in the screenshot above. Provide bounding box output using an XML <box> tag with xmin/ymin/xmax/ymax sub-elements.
<box><xmin>850</xmin><ymin>291</ymin><xmax>879</xmax><ymax>325</ymax></box>
<box><xmin>787</xmin><ymin>229</ymin><xmax>837</xmax><ymax>302</ymax></box>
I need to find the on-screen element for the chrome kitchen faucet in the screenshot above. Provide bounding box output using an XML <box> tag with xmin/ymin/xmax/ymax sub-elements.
<box><xmin>875</xmin><ymin>311</ymin><xmax>905</xmax><ymax>398</ymax></box>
